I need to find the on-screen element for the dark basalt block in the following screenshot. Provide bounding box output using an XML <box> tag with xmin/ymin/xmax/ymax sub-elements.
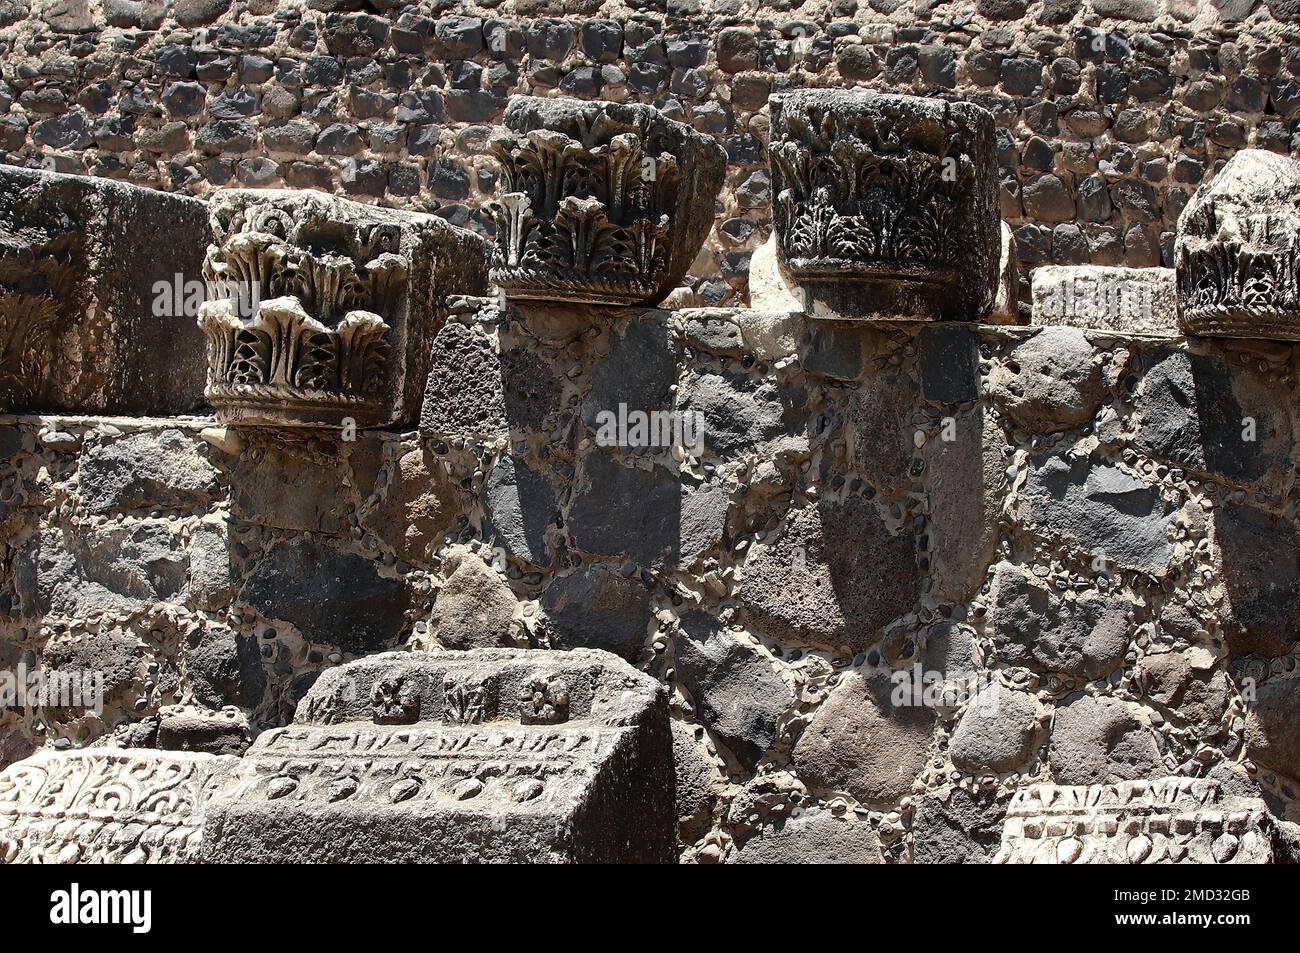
<box><xmin>486</xmin><ymin>96</ymin><xmax>726</xmax><ymax>308</ymax></box>
<box><xmin>0</xmin><ymin>166</ymin><xmax>210</xmax><ymax>415</ymax></box>
<box><xmin>200</xmin><ymin>648</ymin><xmax>675</xmax><ymax>864</ymax></box>
<box><xmin>768</xmin><ymin>90</ymin><xmax>999</xmax><ymax>323</ymax></box>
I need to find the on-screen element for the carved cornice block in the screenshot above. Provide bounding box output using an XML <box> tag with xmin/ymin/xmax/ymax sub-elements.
<box><xmin>200</xmin><ymin>189</ymin><xmax>490</xmax><ymax>428</ymax></box>
<box><xmin>995</xmin><ymin>779</ymin><xmax>1274</xmax><ymax>864</ymax></box>
<box><xmin>769</xmin><ymin>90</ymin><xmax>1000</xmax><ymax>323</ymax></box>
<box><xmin>0</xmin><ymin>748</ymin><xmax>237</xmax><ymax>864</ymax></box>
<box><xmin>1176</xmin><ymin>149</ymin><xmax>1300</xmax><ymax>341</ymax></box>
<box><xmin>1032</xmin><ymin>265</ymin><xmax>1177</xmax><ymax>334</ymax></box>
<box><xmin>200</xmin><ymin>648</ymin><xmax>675</xmax><ymax>863</ymax></box>
<box><xmin>0</xmin><ymin>166</ymin><xmax>210</xmax><ymax>415</ymax></box>
<box><xmin>486</xmin><ymin>96</ymin><xmax>726</xmax><ymax>307</ymax></box>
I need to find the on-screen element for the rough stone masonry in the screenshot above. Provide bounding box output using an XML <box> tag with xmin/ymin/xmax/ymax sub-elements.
<box><xmin>4</xmin><ymin>0</ymin><xmax>1300</xmax><ymax>309</ymax></box>
<box><xmin>1</xmin><ymin>3</ymin><xmax>1300</xmax><ymax>865</ymax></box>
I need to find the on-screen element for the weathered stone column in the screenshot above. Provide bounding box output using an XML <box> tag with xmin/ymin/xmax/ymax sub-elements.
<box><xmin>0</xmin><ymin>166</ymin><xmax>210</xmax><ymax>415</ymax></box>
<box><xmin>768</xmin><ymin>90</ymin><xmax>999</xmax><ymax>323</ymax></box>
<box><xmin>1176</xmin><ymin>149</ymin><xmax>1300</xmax><ymax>341</ymax></box>
<box><xmin>485</xmin><ymin>95</ymin><xmax>727</xmax><ymax>308</ymax></box>
<box><xmin>199</xmin><ymin>189</ymin><xmax>490</xmax><ymax>429</ymax></box>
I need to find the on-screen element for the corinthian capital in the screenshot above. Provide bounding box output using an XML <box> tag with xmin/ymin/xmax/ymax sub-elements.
<box><xmin>769</xmin><ymin>90</ymin><xmax>1000</xmax><ymax>323</ymax></box>
<box><xmin>485</xmin><ymin>96</ymin><xmax>725</xmax><ymax>308</ymax></box>
<box><xmin>199</xmin><ymin>189</ymin><xmax>489</xmax><ymax>428</ymax></box>
<box><xmin>1176</xmin><ymin>149</ymin><xmax>1300</xmax><ymax>341</ymax></box>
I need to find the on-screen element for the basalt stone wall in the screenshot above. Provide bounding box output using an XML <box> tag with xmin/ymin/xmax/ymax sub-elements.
<box><xmin>3</xmin><ymin>307</ymin><xmax>1299</xmax><ymax>862</ymax></box>
<box><xmin>2</xmin><ymin>0</ymin><xmax>1300</xmax><ymax>307</ymax></box>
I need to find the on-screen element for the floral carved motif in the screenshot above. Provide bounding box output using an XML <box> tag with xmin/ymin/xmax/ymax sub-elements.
<box><xmin>0</xmin><ymin>252</ymin><xmax>74</xmax><ymax>409</ymax></box>
<box><xmin>1176</xmin><ymin>149</ymin><xmax>1300</xmax><ymax>341</ymax></box>
<box><xmin>198</xmin><ymin>188</ymin><xmax>490</xmax><ymax>428</ymax></box>
<box><xmin>0</xmin><ymin>749</ymin><xmax>236</xmax><ymax>864</ymax></box>
<box><xmin>371</xmin><ymin>674</ymin><xmax>420</xmax><ymax>725</ymax></box>
<box><xmin>519</xmin><ymin>676</ymin><xmax>570</xmax><ymax>725</ymax></box>
<box><xmin>772</xmin><ymin>122</ymin><xmax>969</xmax><ymax>274</ymax></box>
<box><xmin>442</xmin><ymin>673</ymin><xmax>489</xmax><ymax>726</ymax></box>
<box><xmin>199</xmin><ymin>650</ymin><xmax>675</xmax><ymax>863</ymax></box>
<box><xmin>768</xmin><ymin>91</ymin><xmax>999</xmax><ymax>322</ymax></box>
<box><xmin>486</xmin><ymin>97</ymin><xmax>725</xmax><ymax>308</ymax></box>
<box><xmin>199</xmin><ymin>193</ymin><xmax>407</xmax><ymax>426</ymax></box>
<box><xmin>0</xmin><ymin>290</ymin><xmax>60</xmax><ymax>405</ymax></box>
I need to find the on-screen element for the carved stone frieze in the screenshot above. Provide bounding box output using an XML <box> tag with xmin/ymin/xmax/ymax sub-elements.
<box><xmin>768</xmin><ymin>90</ymin><xmax>999</xmax><ymax>323</ymax></box>
<box><xmin>0</xmin><ymin>748</ymin><xmax>237</xmax><ymax>864</ymax></box>
<box><xmin>486</xmin><ymin>96</ymin><xmax>726</xmax><ymax>307</ymax></box>
<box><xmin>199</xmin><ymin>189</ymin><xmax>490</xmax><ymax>428</ymax></box>
<box><xmin>0</xmin><ymin>279</ymin><xmax>64</xmax><ymax>409</ymax></box>
<box><xmin>200</xmin><ymin>648</ymin><xmax>674</xmax><ymax>863</ymax></box>
<box><xmin>1032</xmin><ymin>265</ymin><xmax>1177</xmax><ymax>334</ymax></box>
<box><xmin>1176</xmin><ymin>149</ymin><xmax>1300</xmax><ymax>341</ymax></box>
<box><xmin>995</xmin><ymin>779</ymin><xmax>1274</xmax><ymax>864</ymax></box>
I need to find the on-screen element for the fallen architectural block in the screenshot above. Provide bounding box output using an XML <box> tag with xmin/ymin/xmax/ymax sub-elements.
<box><xmin>1177</xmin><ymin>149</ymin><xmax>1300</xmax><ymax>341</ymax></box>
<box><xmin>1032</xmin><ymin>265</ymin><xmax>1177</xmax><ymax>334</ymax></box>
<box><xmin>486</xmin><ymin>96</ymin><xmax>726</xmax><ymax>307</ymax></box>
<box><xmin>768</xmin><ymin>90</ymin><xmax>999</xmax><ymax>323</ymax></box>
<box><xmin>995</xmin><ymin>779</ymin><xmax>1274</xmax><ymax>864</ymax></box>
<box><xmin>200</xmin><ymin>648</ymin><xmax>675</xmax><ymax>863</ymax></box>
<box><xmin>0</xmin><ymin>748</ymin><xmax>237</xmax><ymax>864</ymax></box>
<box><xmin>0</xmin><ymin>165</ymin><xmax>210</xmax><ymax>415</ymax></box>
<box><xmin>199</xmin><ymin>189</ymin><xmax>490</xmax><ymax>428</ymax></box>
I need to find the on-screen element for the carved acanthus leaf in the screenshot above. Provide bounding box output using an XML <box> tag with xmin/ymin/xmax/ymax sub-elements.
<box><xmin>199</xmin><ymin>198</ymin><xmax>416</xmax><ymax>420</ymax></box>
<box><xmin>1176</xmin><ymin>151</ymin><xmax>1300</xmax><ymax>338</ymax></box>
<box><xmin>486</xmin><ymin>105</ymin><xmax>698</xmax><ymax>305</ymax></box>
<box><xmin>0</xmin><ymin>289</ymin><xmax>61</xmax><ymax>404</ymax></box>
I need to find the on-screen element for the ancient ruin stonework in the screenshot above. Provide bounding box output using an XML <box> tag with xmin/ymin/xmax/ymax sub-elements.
<box><xmin>488</xmin><ymin>96</ymin><xmax>726</xmax><ymax>306</ymax></box>
<box><xmin>1</xmin><ymin>5</ymin><xmax>1300</xmax><ymax>865</ymax></box>
<box><xmin>769</xmin><ymin>89</ymin><xmax>999</xmax><ymax>321</ymax></box>
<box><xmin>201</xmin><ymin>648</ymin><xmax>674</xmax><ymax>863</ymax></box>
<box><xmin>201</xmin><ymin>187</ymin><xmax>489</xmax><ymax>427</ymax></box>
<box><xmin>5</xmin><ymin>294</ymin><xmax>1300</xmax><ymax>863</ymax></box>
<box><xmin>0</xmin><ymin>165</ymin><xmax>210</xmax><ymax>415</ymax></box>
<box><xmin>996</xmin><ymin>778</ymin><xmax>1274</xmax><ymax>864</ymax></box>
<box><xmin>1033</xmin><ymin>264</ymin><xmax>1177</xmax><ymax>334</ymax></box>
<box><xmin>1</xmin><ymin>0</ymin><xmax>1297</xmax><ymax>312</ymax></box>
<box><xmin>1176</xmin><ymin>149</ymin><xmax>1300</xmax><ymax>340</ymax></box>
<box><xmin>0</xmin><ymin>748</ymin><xmax>236</xmax><ymax>863</ymax></box>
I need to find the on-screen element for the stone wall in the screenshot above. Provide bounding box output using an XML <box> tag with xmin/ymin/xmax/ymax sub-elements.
<box><xmin>4</xmin><ymin>308</ymin><xmax>1298</xmax><ymax>862</ymax></box>
<box><xmin>3</xmin><ymin>0</ymin><xmax>1300</xmax><ymax>306</ymax></box>
<box><xmin>3</xmin><ymin>0</ymin><xmax>1299</xmax><ymax>865</ymax></box>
